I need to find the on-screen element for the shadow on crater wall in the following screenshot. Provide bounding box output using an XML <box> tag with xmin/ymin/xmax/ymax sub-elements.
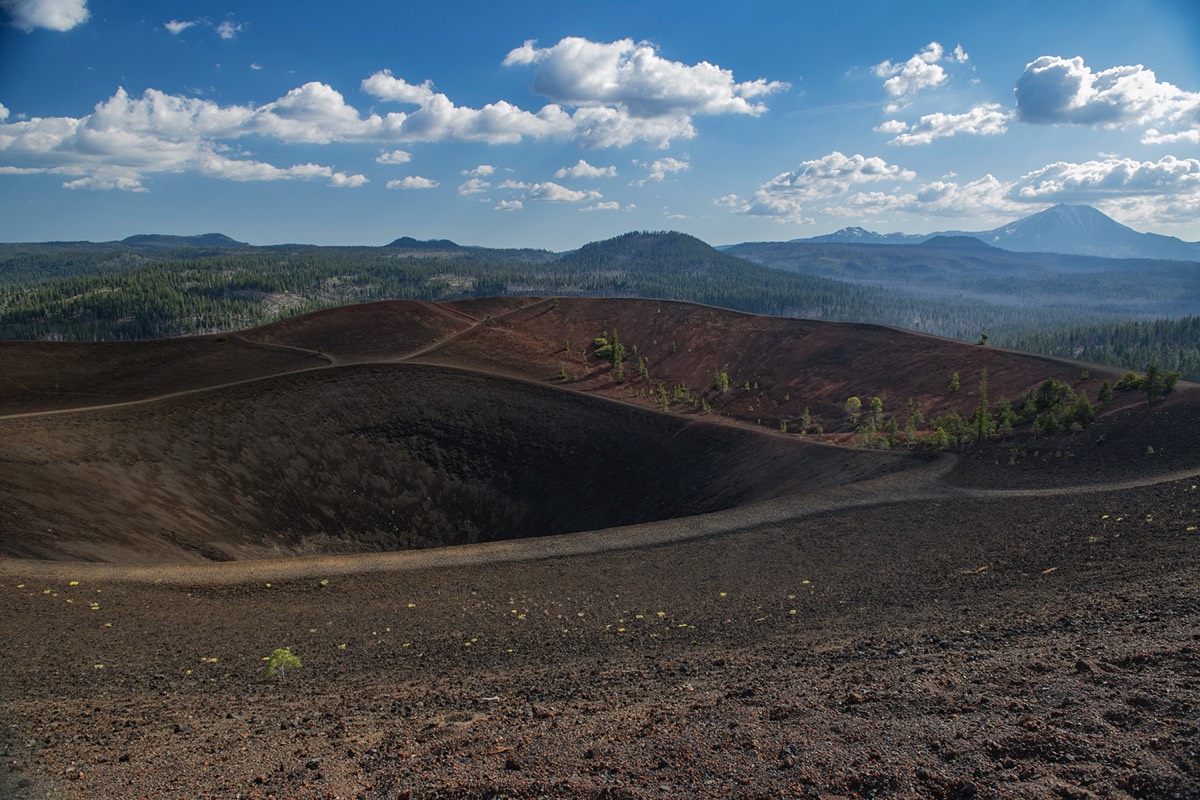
<box><xmin>0</xmin><ymin>364</ymin><xmax>921</xmax><ymax>562</ymax></box>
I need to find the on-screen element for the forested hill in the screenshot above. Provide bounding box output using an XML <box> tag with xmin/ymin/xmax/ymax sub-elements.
<box><xmin>0</xmin><ymin>231</ymin><xmax>1196</xmax><ymax>378</ymax></box>
<box><xmin>559</xmin><ymin>231</ymin><xmax>737</xmax><ymax>273</ymax></box>
<box><xmin>121</xmin><ymin>233</ymin><xmax>250</xmax><ymax>249</ymax></box>
<box><xmin>997</xmin><ymin>317</ymin><xmax>1200</xmax><ymax>382</ymax></box>
<box><xmin>547</xmin><ymin>230</ymin><xmax>882</xmax><ymax>316</ymax></box>
<box><xmin>383</xmin><ymin>236</ymin><xmax>464</xmax><ymax>250</ymax></box>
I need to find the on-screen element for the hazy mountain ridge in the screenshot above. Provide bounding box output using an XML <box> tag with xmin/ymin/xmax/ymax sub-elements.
<box><xmin>1</xmin><ymin>228</ymin><xmax>1197</xmax><ymax>377</ymax></box>
<box><xmin>721</xmin><ymin>234</ymin><xmax>1200</xmax><ymax>341</ymax></box>
<box><xmin>13</xmin><ymin>203</ymin><xmax>1196</xmax><ymax>262</ymax></box>
<box><xmin>795</xmin><ymin>227</ymin><xmax>926</xmax><ymax>246</ymax></box>
<box><xmin>790</xmin><ymin>204</ymin><xmax>1200</xmax><ymax>261</ymax></box>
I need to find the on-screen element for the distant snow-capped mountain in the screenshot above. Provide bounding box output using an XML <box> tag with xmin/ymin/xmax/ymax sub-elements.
<box><xmin>792</xmin><ymin>226</ymin><xmax>926</xmax><ymax>246</ymax></box>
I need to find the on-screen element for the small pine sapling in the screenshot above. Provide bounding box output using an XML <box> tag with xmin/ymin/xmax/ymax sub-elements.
<box><xmin>262</xmin><ymin>648</ymin><xmax>302</xmax><ymax>680</ymax></box>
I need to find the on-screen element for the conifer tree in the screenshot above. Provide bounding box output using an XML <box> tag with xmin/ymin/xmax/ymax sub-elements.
<box><xmin>972</xmin><ymin>368</ymin><xmax>995</xmax><ymax>444</ymax></box>
<box><xmin>844</xmin><ymin>396</ymin><xmax>862</xmax><ymax>425</ymax></box>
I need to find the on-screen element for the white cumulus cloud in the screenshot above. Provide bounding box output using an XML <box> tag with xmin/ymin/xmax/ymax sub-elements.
<box><xmin>362</xmin><ymin>69</ymin><xmax>574</xmax><ymax>145</ymax></box>
<box><xmin>636</xmin><ymin>156</ymin><xmax>690</xmax><ymax>185</ymax></box>
<box><xmin>878</xmin><ymin>104</ymin><xmax>1011</xmax><ymax>145</ymax></box>
<box><xmin>387</xmin><ymin>176</ymin><xmax>438</xmax><ymax>190</ymax></box>
<box><xmin>361</xmin><ymin>71</ymin><xmax>437</xmax><ymax>105</ymax></box>
<box><xmin>0</xmin><ymin>87</ymin><xmax>368</xmax><ymax>190</ymax></box>
<box><xmin>461</xmin><ymin>164</ymin><xmax>495</xmax><ymax>177</ymax></box>
<box><xmin>255</xmin><ymin>82</ymin><xmax>383</xmax><ymax>144</ymax></box>
<box><xmin>1005</xmin><ymin>156</ymin><xmax>1200</xmax><ymax>226</ymax></box>
<box><xmin>1</xmin><ymin>0</ymin><xmax>89</xmax><ymax>31</ymax></box>
<box><xmin>1008</xmin><ymin>156</ymin><xmax>1200</xmax><ymax>202</ymax></box>
<box><xmin>1088</xmin><ymin>193</ymin><xmax>1200</xmax><ymax>227</ymax></box>
<box><xmin>494</xmin><ymin>199</ymin><xmax>523</xmax><ymax>211</ymax></box>
<box><xmin>62</xmin><ymin>174</ymin><xmax>146</xmax><ymax>192</ymax></box>
<box><xmin>872</xmin><ymin>42</ymin><xmax>967</xmax><ymax>111</ymax></box>
<box><xmin>723</xmin><ymin>151</ymin><xmax>923</xmax><ymax>223</ymax></box>
<box><xmin>1014</xmin><ymin>55</ymin><xmax>1200</xmax><ymax>131</ymax></box>
<box><xmin>824</xmin><ymin>174</ymin><xmax>1024</xmax><ymax>219</ymax></box>
<box><xmin>164</xmin><ymin>19</ymin><xmax>196</xmax><ymax>35</ymax></box>
<box><xmin>526</xmin><ymin>181</ymin><xmax>602</xmax><ymax>202</ymax></box>
<box><xmin>555</xmin><ymin>158</ymin><xmax>617</xmax><ymax>179</ymax></box>
<box><xmin>504</xmin><ymin>36</ymin><xmax>788</xmax><ymax>117</ymax></box>
<box><xmin>457</xmin><ymin>177</ymin><xmax>490</xmax><ymax>196</ymax></box>
<box><xmin>1142</xmin><ymin>128</ymin><xmax>1200</xmax><ymax>145</ymax></box>
<box><xmin>329</xmin><ymin>172</ymin><xmax>368</xmax><ymax>188</ymax></box>
<box><xmin>580</xmin><ymin>201</ymin><xmax>620</xmax><ymax>212</ymax></box>
<box><xmin>431</xmin><ymin>36</ymin><xmax>788</xmax><ymax>148</ymax></box>
<box><xmin>726</xmin><ymin>151</ymin><xmax>1200</xmax><ymax>228</ymax></box>
<box><xmin>376</xmin><ymin>149</ymin><xmax>412</xmax><ymax>164</ymax></box>
<box><xmin>0</xmin><ymin>40</ymin><xmax>783</xmax><ymax>191</ymax></box>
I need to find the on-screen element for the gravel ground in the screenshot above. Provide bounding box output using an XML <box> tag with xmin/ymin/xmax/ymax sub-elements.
<box><xmin>2</xmin><ymin>464</ymin><xmax>1198</xmax><ymax>799</ymax></box>
<box><xmin>1</xmin><ymin>299</ymin><xmax>1196</xmax><ymax>798</ymax></box>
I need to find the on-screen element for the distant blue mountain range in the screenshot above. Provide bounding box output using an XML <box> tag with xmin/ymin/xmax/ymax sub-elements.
<box><xmin>791</xmin><ymin>204</ymin><xmax>1200</xmax><ymax>261</ymax></box>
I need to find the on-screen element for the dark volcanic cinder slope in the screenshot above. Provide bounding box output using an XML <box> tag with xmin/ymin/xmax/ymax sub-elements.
<box><xmin>1</xmin><ymin>297</ymin><xmax>1199</xmax><ymax>799</ymax></box>
<box><xmin>0</xmin><ymin>296</ymin><xmax>1174</xmax><ymax>566</ymax></box>
<box><xmin>0</xmin><ymin>362</ymin><xmax>921</xmax><ymax>562</ymax></box>
<box><xmin>0</xmin><ymin>334</ymin><xmax>324</xmax><ymax>415</ymax></box>
<box><xmin>0</xmin><ymin>299</ymin><xmax>476</xmax><ymax>414</ymax></box>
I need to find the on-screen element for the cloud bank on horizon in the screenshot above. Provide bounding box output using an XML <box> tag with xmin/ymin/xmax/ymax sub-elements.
<box><xmin>0</xmin><ymin>1</ymin><xmax>1197</xmax><ymax>245</ymax></box>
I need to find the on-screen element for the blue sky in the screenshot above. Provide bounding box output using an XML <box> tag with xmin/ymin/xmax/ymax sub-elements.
<box><xmin>0</xmin><ymin>0</ymin><xmax>1197</xmax><ymax>248</ymax></box>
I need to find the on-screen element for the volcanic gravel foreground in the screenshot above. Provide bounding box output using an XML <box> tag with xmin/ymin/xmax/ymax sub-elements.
<box><xmin>1</xmin><ymin>298</ymin><xmax>1197</xmax><ymax>799</ymax></box>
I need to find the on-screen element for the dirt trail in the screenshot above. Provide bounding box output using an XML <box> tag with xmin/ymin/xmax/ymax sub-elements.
<box><xmin>0</xmin><ymin>361</ymin><xmax>332</xmax><ymax>421</ymax></box>
<box><xmin>226</xmin><ymin>332</ymin><xmax>332</xmax><ymax>362</ymax></box>
<box><xmin>0</xmin><ymin>299</ymin><xmax>548</xmax><ymax>422</ymax></box>
<box><xmin>391</xmin><ymin>298</ymin><xmax>550</xmax><ymax>362</ymax></box>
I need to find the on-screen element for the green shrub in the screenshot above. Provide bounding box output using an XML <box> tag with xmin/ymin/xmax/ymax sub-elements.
<box><xmin>262</xmin><ymin>647</ymin><xmax>302</xmax><ymax>680</ymax></box>
<box><xmin>1113</xmin><ymin>366</ymin><xmax>1180</xmax><ymax>403</ymax></box>
<box><xmin>1144</xmin><ymin>364</ymin><xmax>1180</xmax><ymax>403</ymax></box>
<box><xmin>1017</xmin><ymin>377</ymin><xmax>1095</xmax><ymax>434</ymax></box>
<box><xmin>1115</xmin><ymin>371</ymin><xmax>1143</xmax><ymax>391</ymax></box>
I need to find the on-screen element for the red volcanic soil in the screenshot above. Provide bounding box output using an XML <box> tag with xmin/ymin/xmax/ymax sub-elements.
<box><xmin>241</xmin><ymin>300</ymin><xmax>476</xmax><ymax>363</ymax></box>
<box><xmin>414</xmin><ymin>297</ymin><xmax>1144</xmax><ymax>434</ymax></box>
<box><xmin>1</xmin><ymin>298</ymin><xmax>1198</xmax><ymax>799</ymax></box>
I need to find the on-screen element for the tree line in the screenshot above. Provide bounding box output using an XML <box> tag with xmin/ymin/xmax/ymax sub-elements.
<box><xmin>0</xmin><ymin>237</ymin><xmax>1195</xmax><ymax>383</ymax></box>
<box><xmin>996</xmin><ymin>317</ymin><xmax>1199</xmax><ymax>381</ymax></box>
